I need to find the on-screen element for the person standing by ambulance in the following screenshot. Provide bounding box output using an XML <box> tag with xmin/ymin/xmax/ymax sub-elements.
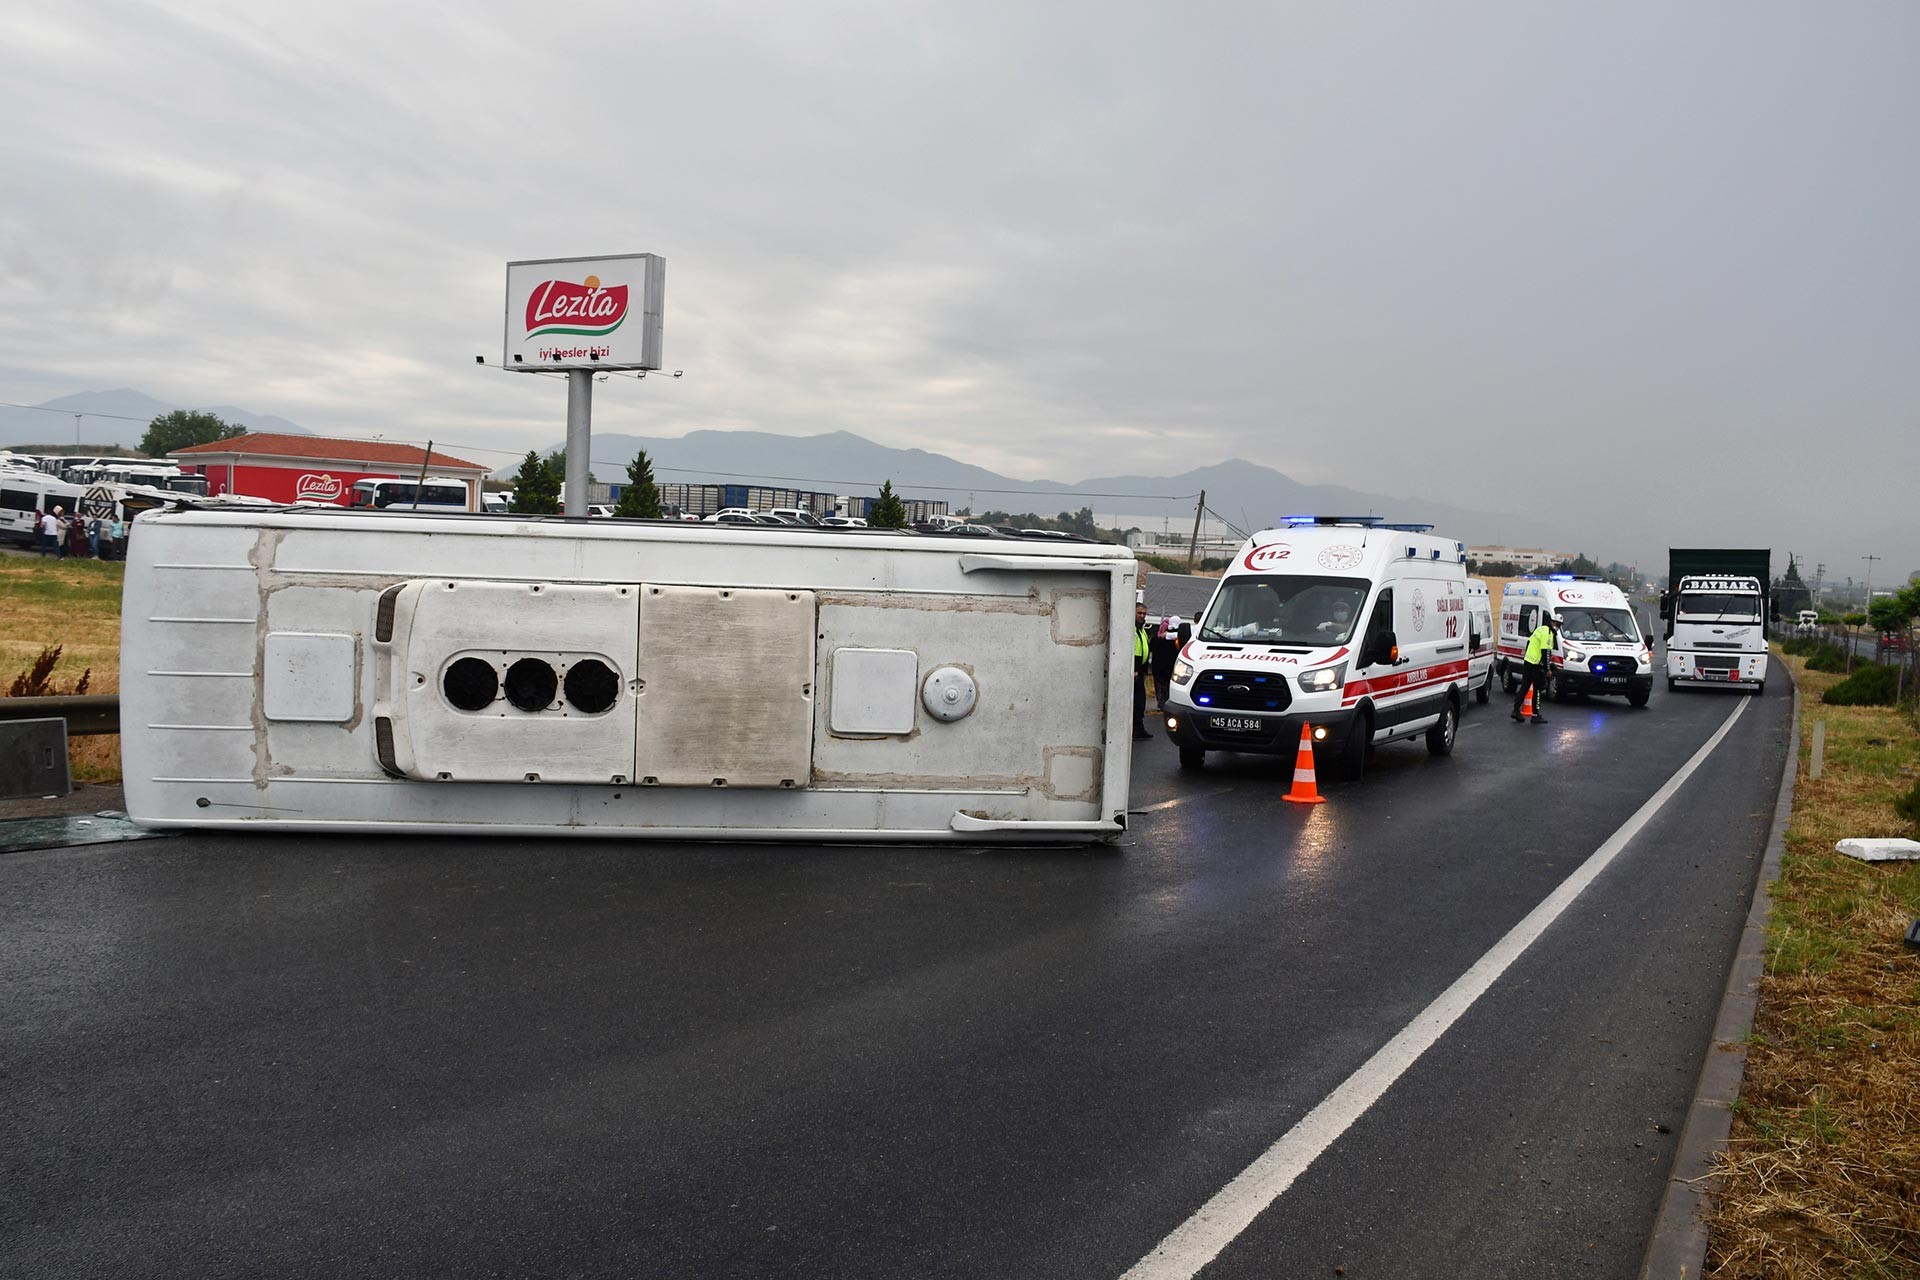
<box><xmin>1133</xmin><ymin>601</ymin><xmax>1153</xmax><ymax>740</ymax></box>
<box><xmin>1511</xmin><ymin>612</ymin><xmax>1559</xmax><ymax>723</ymax></box>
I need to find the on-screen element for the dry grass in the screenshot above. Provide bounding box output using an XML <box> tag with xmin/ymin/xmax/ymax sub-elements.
<box><xmin>0</xmin><ymin>555</ymin><xmax>124</xmax><ymax>782</ymax></box>
<box><xmin>1706</xmin><ymin>650</ymin><xmax>1920</xmax><ymax>1278</ymax></box>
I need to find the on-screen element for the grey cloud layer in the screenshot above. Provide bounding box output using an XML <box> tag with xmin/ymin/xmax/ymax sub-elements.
<box><xmin>1</xmin><ymin>0</ymin><xmax>1915</xmax><ymax>572</ymax></box>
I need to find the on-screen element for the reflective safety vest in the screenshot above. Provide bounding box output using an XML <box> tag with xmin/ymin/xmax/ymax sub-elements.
<box><xmin>1134</xmin><ymin>625</ymin><xmax>1150</xmax><ymax>662</ymax></box>
<box><xmin>1524</xmin><ymin>625</ymin><xmax>1555</xmax><ymax>664</ymax></box>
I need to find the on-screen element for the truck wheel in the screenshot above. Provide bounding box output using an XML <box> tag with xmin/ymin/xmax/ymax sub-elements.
<box><xmin>1753</xmin><ymin>681</ymin><xmax>1766</xmax><ymax>696</ymax></box>
<box><xmin>1474</xmin><ymin>670</ymin><xmax>1490</xmax><ymax>704</ymax></box>
<box><xmin>1667</xmin><ymin>677</ymin><xmax>1678</xmax><ymax>693</ymax></box>
<box><xmin>1426</xmin><ymin>699</ymin><xmax>1458</xmax><ymax>756</ymax></box>
<box><xmin>1178</xmin><ymin>745</ymin><xmax>1205</xmax><ymax>771</ymax></box>
<box><xmin>1627</xmin><ymin>688</ymin><xmax>1650</xmax><ymax>708</ymax></box>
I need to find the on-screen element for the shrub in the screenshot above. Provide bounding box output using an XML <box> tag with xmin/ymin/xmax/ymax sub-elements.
<box><xmin>1895</xmin><ymin>776</ymin><xmax>1920</xmax><ymax>832</ymax></box>
<box><xmin>5</xmin><ymin>645</ymin><xmax>93</xmax><ymax>698</ymax></box>
<box><xmin>1803</xmin><ymin>642</ymin><xmax>1850</xmax><ymax>672</ymax></box>
<box><xmin>1820</xmin><ymin>663</ymin><xmax>1900</xmax><ymax>706</ymax></box>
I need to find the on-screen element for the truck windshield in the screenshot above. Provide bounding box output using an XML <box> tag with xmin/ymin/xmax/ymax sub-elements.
<box><xmin>1678</xmin><ymin>593</ymin><xmax>1760</xmax><ymax>619</ymax></box>
<box><xmin>1199</xmin><ymin>576</ymin><xmax>1368</xmax><ymax>645</ymax></box>
<box><xmin>1557</xmin><ymin>607</ymin><xmax>1640</xmax><ymax>644</ymax></box>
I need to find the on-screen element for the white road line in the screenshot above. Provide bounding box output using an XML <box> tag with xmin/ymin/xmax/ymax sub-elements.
<box><xmin>1120</xmin><ymin>696</ymin><xmax>1752</xmax><ymax>1280</ymax></box>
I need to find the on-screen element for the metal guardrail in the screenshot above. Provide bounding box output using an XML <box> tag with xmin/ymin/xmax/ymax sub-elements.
<box><xmin>0</xmin><ymin>695</ymin><xmax>120</xmax><ymax>735</ymax></box>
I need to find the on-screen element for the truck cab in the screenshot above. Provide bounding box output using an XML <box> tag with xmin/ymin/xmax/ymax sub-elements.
<box><xmin>1662</xmin><ymin>574</ymin><xmax>1767</xmax><ymax>694</ymax></box>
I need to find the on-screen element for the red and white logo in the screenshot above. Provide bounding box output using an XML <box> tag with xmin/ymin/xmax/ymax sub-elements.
<box><xmin>295</xmin><ymin>473</ymin><xmax>344</xmax><ymax>502</ymax></box>
<box><xmin>1243</xmin><ymin>543</ymin><xmax>1292</xmax><ymax>571</ymax></box>
<box><xmin>1557</xmin><ymin>589</ymin><xmax>1586</xmax><ymax>603</ymax></box>
<box><xmin>525</xmin><ymin>274</ymin><xmax>629</xmax><ymax>339</ymax></box>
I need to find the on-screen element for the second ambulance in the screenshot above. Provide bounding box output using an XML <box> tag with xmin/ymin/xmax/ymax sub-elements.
<box><xmin>1163</xmin><ymin>517</ymin><xmax>1474</xmax><ymax>780</ymax></box>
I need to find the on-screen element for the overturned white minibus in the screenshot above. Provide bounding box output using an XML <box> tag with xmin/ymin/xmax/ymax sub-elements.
<box><xmin>119</xmin><ymin>508</ymin><xmax>1137</xmax><ymax>843</ymax></box>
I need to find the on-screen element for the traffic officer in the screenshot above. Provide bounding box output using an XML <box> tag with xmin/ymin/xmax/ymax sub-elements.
<box><xmin>1511</xmin><ymin>611</ymin><xmax>1559</xmax><ymax>723</ymax></box>
<box><xmin>1133</xmin><ymin>601</ymin><xmax>1153</xmax><ymax>740</ymax></box>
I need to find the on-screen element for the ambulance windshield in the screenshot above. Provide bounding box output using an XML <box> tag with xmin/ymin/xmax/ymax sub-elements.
<box><xmin>1556</xmin><ymin>606</ymin><xmax>1640</xmax><ymax>644</ymax></box>
<box><xmin>1199</xmin><ymin>576</ymin><xmax>1368</xmax><ymax>646</ymax></box>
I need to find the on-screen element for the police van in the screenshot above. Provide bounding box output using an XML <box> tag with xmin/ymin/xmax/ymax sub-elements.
<box><xmin>1162</xmin><ymin>517</ymin><xmax>1473</xmax><ymax>779</ymax></box>
<box><xmin>1498</xmin><ymin>575</ymin><xmax>1653</xmax><ymax>707</ymax></box>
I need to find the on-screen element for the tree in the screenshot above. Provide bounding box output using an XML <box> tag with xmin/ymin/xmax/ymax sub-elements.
<box><xmin>139</xmin><ymin>409</ymin><xmax>245</xmax><ymax>457</ymax></box>
<box><xmin>613</xmin><ymin>449</ymin><xmax>662</xmax><ymax>519</ymax></box>
<box><xmin>868</xmin><ymin>480</ymin><xmax>908</xmax><ymax>529</ymax></box>
<box><xmin>507</xmin><ymin>450</ymin><xmax>560</xmax><ymax>514</ymax></box>
<box><xmin>1056</xmin><ymin>506</ymin><xmax>1098</xmax><ymax>538</ymax></box>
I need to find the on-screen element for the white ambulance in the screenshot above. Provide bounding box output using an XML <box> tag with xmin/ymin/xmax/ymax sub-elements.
<box><xmin>1466</xmin><ymin>578</ymin><xmax>1496</xmax><ymax>704</ymax></box>
<box><xmin>1163</xmin><ymin>517</ymin><xmax>1473</xmax><ymax>779</ymax></box>
<box><xmin>1497</xmin><ymin>575</ymin><xmax>1654</xmax><ymax>707</ymax></box>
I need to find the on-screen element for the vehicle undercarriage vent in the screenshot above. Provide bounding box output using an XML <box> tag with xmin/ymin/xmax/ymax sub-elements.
<box><xmin>443</xmin><ymin>657</ymin><xmax>500</xmax><ymax>711</ymax></box>
<box><xmin>563</xmin><ymin>658</ymin><xmax>620</xmax><ymax>714</ymax></box>
<box><xmin>504</xmin><ymin>658</ymin><xmax>559</xmax><ymax>712</ymax></box>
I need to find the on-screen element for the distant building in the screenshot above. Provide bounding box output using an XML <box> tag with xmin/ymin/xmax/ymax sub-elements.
<box><xmin>171</xmin><ymin>433</ymin><xmax>489</xmax><ymax>510</ymax></box>
<box><xmin>1467</xmin><ymin>545</ymin><xmax>1573</xmax><ymax>570</ymax></box>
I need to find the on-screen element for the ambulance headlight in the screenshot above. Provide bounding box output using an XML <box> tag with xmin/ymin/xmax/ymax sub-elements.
<box><xmin>1171</xmin><ymin>658</ymin><xmax>1195</xmax><ymax>686</ymax></box>
<box><xmin>1563</xmin><ymin>646</ymin><xmax>1586</xmax><ymax>663</ymax></box>
<box><xmin>1297</xmin><ymin>662</ymin><xmax>1347</xmax><ymax>692</ymax></box>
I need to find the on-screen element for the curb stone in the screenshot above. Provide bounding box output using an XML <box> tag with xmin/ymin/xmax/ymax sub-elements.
<box><xmin>1638</xmin><ymin>662</ymin><xmax>1800</xmax><ymax>1278</ymax></box>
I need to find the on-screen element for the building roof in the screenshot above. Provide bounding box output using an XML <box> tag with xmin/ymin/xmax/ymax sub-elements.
<box><xmin>170</xmin><ymin>433</ymin><xmax>487</xmax><ymax>473</ymax></box>
<box><xmin>1143</xmin><ymin>571</ymin><xmax>1218</xmax><ymax>623</ymax></box>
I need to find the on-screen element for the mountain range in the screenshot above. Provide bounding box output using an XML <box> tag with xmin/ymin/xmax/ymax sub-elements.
<box><xmin>541</xmin><ymin>428</ymin><xmax>1563</xmax><ymax>551</ymax></box>
<box><xmin>0</xmin><ymin>389</ymin><xmax>311</xmax><ymax>451</ymax></box>
<box><xmin>3</xmin><ymin>386</ymin><xmax>1565</xmax><ymax>553</ymax></box>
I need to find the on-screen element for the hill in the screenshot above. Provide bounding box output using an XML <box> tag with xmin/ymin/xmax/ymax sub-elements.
<box><xmin>0</xmin><ymin>389</ymin><xmax>310</xmax><ymax>451</ymax></box>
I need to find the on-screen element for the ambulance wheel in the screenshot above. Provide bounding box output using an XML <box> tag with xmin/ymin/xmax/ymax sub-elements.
<box><xmin>1627</xmin><ymin>688</ymin><xmax>1650</xmax><ymax>708</ymax></box>
<box><xmin>1337</xmin><ymin>716</ymin><xmax>1370</xmax><ymax>780</ymax></box>
<box><xmin>1426</xmin><ymin>699</ymin><xmax>1458</xmax><ymax>756</ymax></box>
<box><xmin>1549</xmin><ymin>672</ymin><xmax>1566</xmax><ymax>702</ymax></box>
<box><xmin>1474</xmin><ymin>671</ymin><xmax>1490</xmax><ymax>704</ymax></box>
<box><xmin>1501</xmin><ymin>664</ymin><xmax>1518</xmax><ymax>694</ymax></box>
<box><xmin>1178</xmin><ymin>745</ymin><xmax>1205</xmax><ymax>771</ymax></box>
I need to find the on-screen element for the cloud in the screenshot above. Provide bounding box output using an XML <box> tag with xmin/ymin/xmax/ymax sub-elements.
<box><xmin>1</xmin><ymin>0</ymin><xmax>1917</xmax><ymax>572</ymax></box>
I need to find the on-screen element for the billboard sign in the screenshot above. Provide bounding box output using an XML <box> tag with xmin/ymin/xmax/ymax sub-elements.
<box><xmin>504</xmin><ymin>253</ymin><xmax>665</xmax><ymax>372</ymax></box>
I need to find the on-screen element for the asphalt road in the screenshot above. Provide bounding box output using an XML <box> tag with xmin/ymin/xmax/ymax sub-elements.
<box><xmin>1</xmin><ymin>675</ymin><xmax>1791</xmax><ymax>1279</ymax></box>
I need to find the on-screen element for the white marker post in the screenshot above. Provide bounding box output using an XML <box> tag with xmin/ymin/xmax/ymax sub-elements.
<box><xmin>503</xmin><ymin>254</ymin><xmax>666</xmax><ymax>517</ymax></box>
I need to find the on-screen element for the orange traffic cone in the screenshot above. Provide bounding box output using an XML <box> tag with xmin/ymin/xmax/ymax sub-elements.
<box><xmin>1520</xmin><ymin>686</ymin><xmax>1535</xmax><ymax>720</ymax></box>
<box><xmin>1283</xmin><ymin>723</ymin><xmax>1325</xmax><ymax>804</ymax></box>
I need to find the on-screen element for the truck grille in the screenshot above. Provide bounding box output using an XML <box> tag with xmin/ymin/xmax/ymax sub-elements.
<box><xmin>1697</xmin><ymin>653</ymin><xmax>1739</xmax><ymax>672</ymax></box>
<box><xmin>1190</xmin><ymin>669</ymin><xmax>1293</xmax><ymax>713</ymax></box>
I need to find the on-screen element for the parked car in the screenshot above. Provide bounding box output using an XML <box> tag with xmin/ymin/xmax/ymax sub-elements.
<box><xmin>1877</xmin><ymin>632</ymin><xmax>1910</xmax><ymax>655</ymax></box>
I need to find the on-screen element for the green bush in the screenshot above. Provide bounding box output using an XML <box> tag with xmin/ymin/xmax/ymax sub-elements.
<box><xmin>1820</xmin><ymin>663</ymin><xmax>1900</xmax><ymax>706</ymax></box>
<box><xmin>1803</xmin><ymin>643</ymin><xmax>1850</xmax><ymax>672</ymax></box>
<box><xmin>1780</xmin><ymin>637</ymin><xmax>1815</xmax><ymax>656</ymax></box>
<box><xmin>1895</xmin><ymin>776</ymin><xmax>1920</xmax><ymax>831</ymax></box>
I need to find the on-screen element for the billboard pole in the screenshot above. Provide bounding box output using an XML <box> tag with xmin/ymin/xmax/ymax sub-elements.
<box><xmin>564</xmin><ymin>370</ymin><xmax>592</xmax><ymax>518</ymax></box>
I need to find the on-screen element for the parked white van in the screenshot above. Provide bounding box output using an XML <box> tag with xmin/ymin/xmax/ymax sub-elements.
<box><xmin>1498</xmin><ymin>575</ymin><xmax>1653</xmax><ymax>707</ymax></box>
<box><xmin>1162</xmin><ymin>517</ymin><xmax>1473</xmax><ymax>779</ymax></box>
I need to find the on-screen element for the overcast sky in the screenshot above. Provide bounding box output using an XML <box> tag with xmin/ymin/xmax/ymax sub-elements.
<box><xmin>2</xmin><ymin>2</ymin><xmax>1915</xmax><ymax>578</ymax></box>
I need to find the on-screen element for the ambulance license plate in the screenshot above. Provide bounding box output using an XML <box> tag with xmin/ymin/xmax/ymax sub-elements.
<box><xmin>1602</xmin><ymin>676</ymin><xmax>1627</xmax><ymax>684</ymax></box>
<box><xmin>1210</xmin><ymin>715</ymin><xmax>1262</xmax><ymax>734</ymax></box>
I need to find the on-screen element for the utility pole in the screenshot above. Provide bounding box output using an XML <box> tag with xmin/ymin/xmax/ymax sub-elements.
<box><xmin>1861</xmin><ymin>553</ymin><xmax>1881</xmax><ymax>669</ymax></box>
<box><xmin>1186</xmin><ymin>489</ymin><xmax>1206</xmax><ymax>572</ymax></box>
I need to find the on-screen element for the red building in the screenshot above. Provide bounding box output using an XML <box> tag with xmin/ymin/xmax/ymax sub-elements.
<box><xmin>170</xmin><ymin>434</ymin><xmax>490</xmax><ymax>510</ymax></box>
